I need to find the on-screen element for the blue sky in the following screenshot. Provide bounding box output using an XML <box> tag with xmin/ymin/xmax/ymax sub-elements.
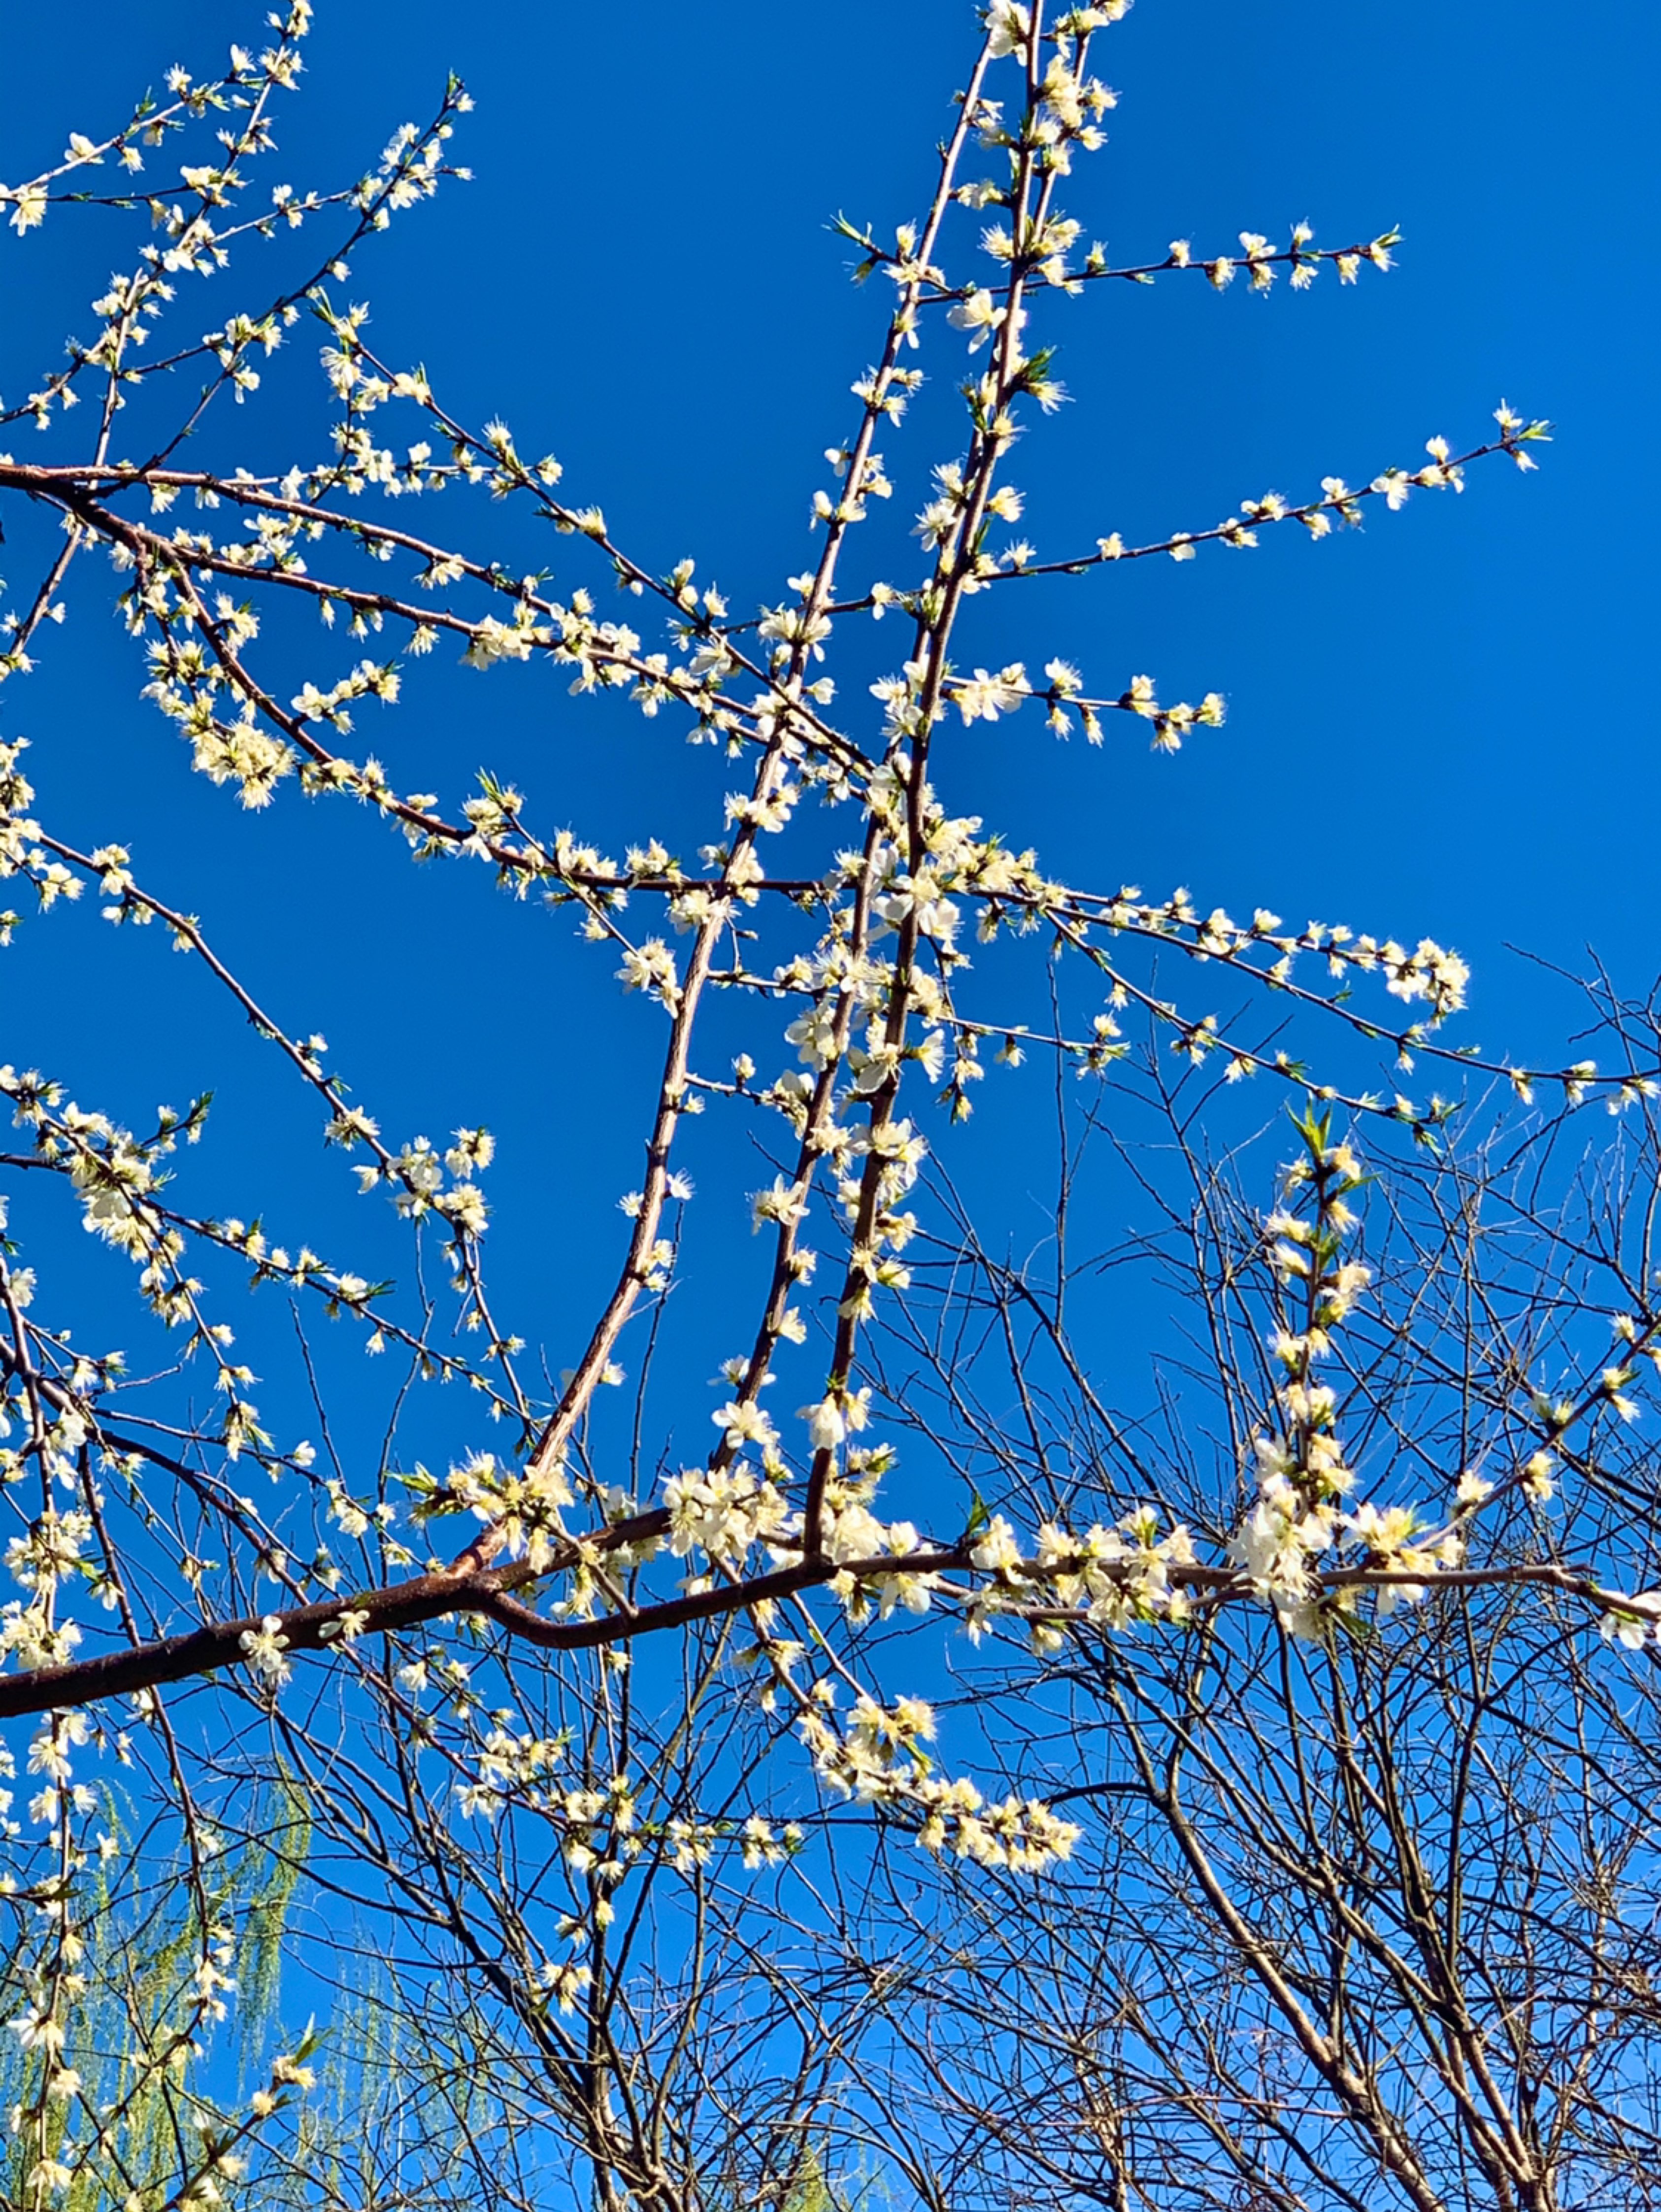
<box><xmin>2</xmin><ymin>0</ymin><xmax>1655</xmax><ymax>1487</ymax></box>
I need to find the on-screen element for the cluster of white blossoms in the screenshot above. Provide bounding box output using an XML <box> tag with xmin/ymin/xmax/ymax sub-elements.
<box><xmin>0</xmin><ymin>1068</ymin><xmax>267</xmax><ymax>1437</ymax></box>
<box><xmin>1228</xmin><ymin>1127</ymin><xmax>1461</xmax><ymax>1637</ymax></box>
<box><xmin>797</xmin><ymin>1689</ymin><xmax>1081</xmax><ymax>1873</ymax></box>
<box><xmin>918</xmin><ymin>1110</ymin><xmax>1661</xmax><ymax>1663</ymax></box>
<box><xmin>665</xmin><ymin>1462</ymin><xmax>791</xmax><ymax>1566</ymax></box>
<box><xmin>1235</xmin><ymin>1138</ymin><xmax>1661</xmax><ymax>1651</ymax></box>
<box><xmin>968</xmin><ymin>1505</ymin><xmax>1196</xmax><ymax>1646</ymax></box>
<box><xmin>1</xmin><ymin>1058</ymin><xmax>457</xmax><ymax>1459</ymax></box>
<box><xmin>451</xmin><ymin>1721</ymin><xmax>810</xmax><ymax>1920</ymax></box>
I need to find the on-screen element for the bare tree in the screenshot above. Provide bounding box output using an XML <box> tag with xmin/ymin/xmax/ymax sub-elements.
<box><xmin>839</xmin><ymin>1038</ymin><xmax>1661</xmax><ymax>2212</ymax></box>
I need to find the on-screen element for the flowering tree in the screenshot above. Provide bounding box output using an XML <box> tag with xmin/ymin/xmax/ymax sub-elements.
<box><xmin>1</xmin><ymin>4</ymin><xmax>1652</xmax><ymax>2209</ymax></box>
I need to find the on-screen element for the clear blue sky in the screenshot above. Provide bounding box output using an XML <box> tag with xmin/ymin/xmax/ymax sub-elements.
<box><xmin>2</xmin><ymin>0</ymin><xmax>1655</xmax><ymax>1479</ymax></box>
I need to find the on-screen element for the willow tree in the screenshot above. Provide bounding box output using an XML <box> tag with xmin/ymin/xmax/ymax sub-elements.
<box><xmin>1</xmin><ymin>6</ymin><xmax>1647</xmax><ymax>2212</ymax></box>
